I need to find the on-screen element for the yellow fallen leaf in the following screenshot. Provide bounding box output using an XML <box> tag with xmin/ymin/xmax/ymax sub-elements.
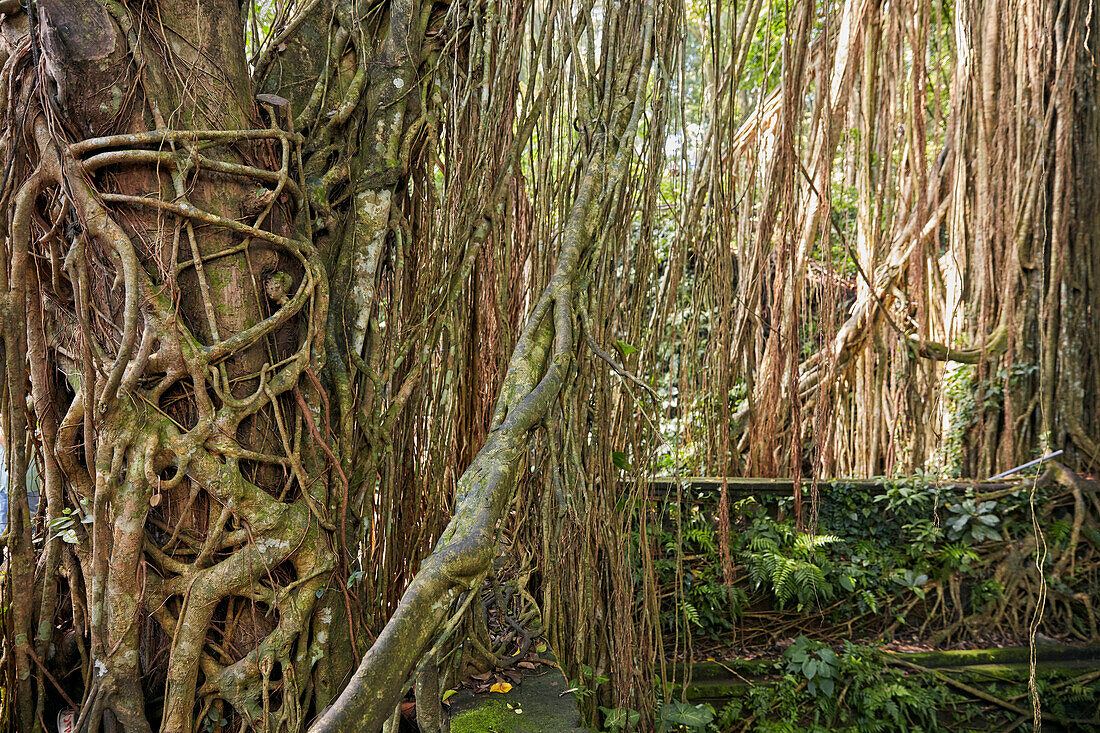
<box><xmin>489</xmin><ymin>682</ymin><xmax>513</xmax><ymax>694</ymax></box>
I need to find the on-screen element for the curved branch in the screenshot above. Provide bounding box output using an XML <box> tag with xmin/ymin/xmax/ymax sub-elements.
<box><xmin>311</xmin><ymin>7</ymin><xmax>659</xmax><ymax>728</ymax></box>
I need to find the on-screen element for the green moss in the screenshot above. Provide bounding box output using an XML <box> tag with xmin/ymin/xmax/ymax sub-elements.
<box><xmin>682</xmin><ymin>679</ymin><xmax>751</xmax><ymax>699</ymax></box>
<box><xmin>899</xmin><ymin>644</ymin><xmax>1100</xmax><ymax>669</ymax></box>
<box><xmin>450</xmin><ymin>698</ymin><xmax>512</xmax><ymax>733</ymax></box>
<box><xmin>447</xmin><ymin>668</ymin><xmax>588</xmax><ymax>733</ymax></box>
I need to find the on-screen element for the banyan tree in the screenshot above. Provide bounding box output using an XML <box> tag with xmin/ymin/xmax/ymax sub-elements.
<box><xmin>0</xmin><ymin>0</ymin><xmax>1096</xmax><ymax>731</ymax></box>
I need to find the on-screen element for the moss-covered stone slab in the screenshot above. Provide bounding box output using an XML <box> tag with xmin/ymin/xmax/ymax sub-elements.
<box><xmin>448</xmin><ymin>667</ymin><xmax>589</xmax><ymax>733</ymax></box>
<box><xmin>671</xmin><ymin>644</ymin><xmax>1100</xmax><ymax>702</ymax></box>
<box><xmin>894</xmin><ymin>643</ymin><xmax>1100</xmax><ymax>668</ymax></box>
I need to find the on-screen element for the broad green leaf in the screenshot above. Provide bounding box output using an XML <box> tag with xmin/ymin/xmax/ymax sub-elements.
<box><xmin>661</xmin><ymin>701</ymin><xmax>714</xmax><ymax>728</ymax></box>
<box><xmin>615</xmin><ymin>340</ymin><xmax>637</xmax><ymax>356</ymax></box>
<box><xmin>601</xmin><ymin>707</ymin><xmax>641</xmax><ymax>729</ymax></box>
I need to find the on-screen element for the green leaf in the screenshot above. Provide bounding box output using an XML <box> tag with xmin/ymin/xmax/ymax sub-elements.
<box><xmin>615</xmin><ymin>340</ymin><xmax>637</xmax><ymax>356</ymax></box>
<box><xmin>442</xmin><ymin>689</ymin><xmax>458</xmax><ymax>703</ymax></box>
<box><xmin>661</xmin><ymin>701</ymin><xmax>714</xmax><ymax>729</ymax></box>
<box><xmin>601</xmin><ymin>707</ymin><xmax>641</xmax><ymax>730</ymax></box>
<box><xmin>611</xmin><ymin>451</ymin><xmax>631</xmax><ymax>470</ymax></box>
<box><xmin>48</xmin><ymin>516</ymin><xmax>73</xmax><ymax>530</ymax></box>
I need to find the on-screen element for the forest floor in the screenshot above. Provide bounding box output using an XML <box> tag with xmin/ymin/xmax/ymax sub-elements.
<box><xmin>448</xmin><ymin>650</ymin><xmax>587</xmax><ymax>733</ymax></box>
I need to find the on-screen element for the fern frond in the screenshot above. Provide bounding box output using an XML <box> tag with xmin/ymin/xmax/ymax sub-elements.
<box><xmin>681</xmin><ymin>600</ymin><xmax>702</xmax><ymax>627</ymax></box>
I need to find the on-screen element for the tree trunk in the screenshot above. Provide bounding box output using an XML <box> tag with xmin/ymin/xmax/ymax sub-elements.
<box><xmin>0</xmin><ymin>0</ymin><xmax>673</xmax><ymax>731</ymax></box>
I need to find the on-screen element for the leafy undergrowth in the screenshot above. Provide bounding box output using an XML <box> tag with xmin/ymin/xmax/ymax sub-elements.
<box><xmin>641</xmin><ymin>639</ymin><xmax>1100</xmax><ymax>733</ymax></box>
<box><xmin>651</xmin><ymin>470</ymin><xmax>1100</xmax><ymax>656</ymax></box>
